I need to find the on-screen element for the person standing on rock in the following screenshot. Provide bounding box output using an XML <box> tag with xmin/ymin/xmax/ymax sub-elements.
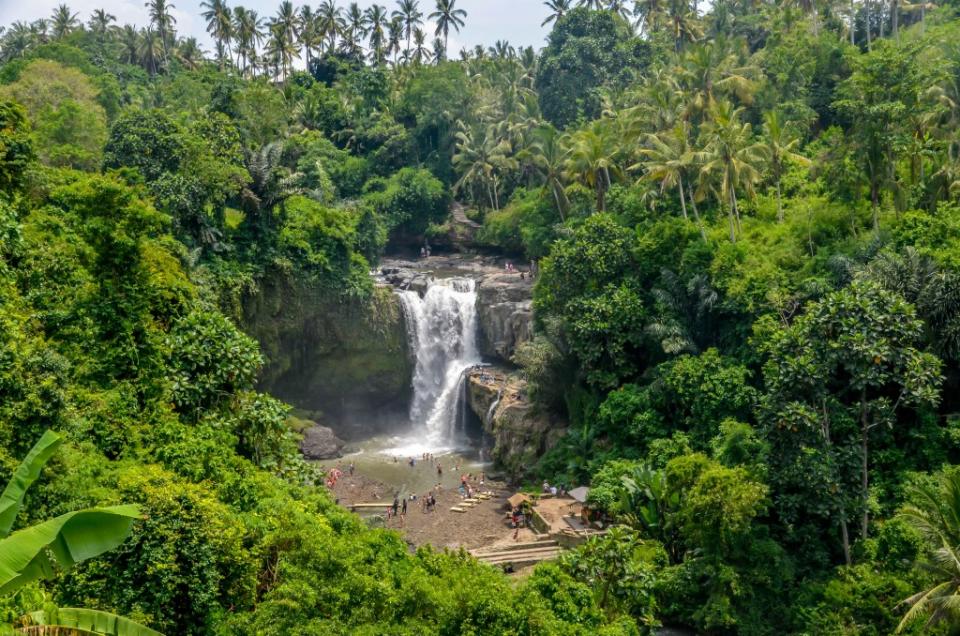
<box><xmin>392</xmin><ymin>496</ymin><xmax>399</xmax><ymax>518</ymax></box>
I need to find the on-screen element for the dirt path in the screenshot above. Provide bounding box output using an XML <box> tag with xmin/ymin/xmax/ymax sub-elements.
<box><xmin>330</xmin><ymin>470</ymin><xmax>539</xmax><ymax>551</ymax></box>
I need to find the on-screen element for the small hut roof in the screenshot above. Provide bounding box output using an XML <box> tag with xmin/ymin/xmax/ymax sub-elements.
<box><xmin>568</xmin><ymin>486</ymin><xmax>590</xmax><ymax>503</ymax></box>
<box><xmin>507</xmin><ymin>493</ymin><xmax>531</xmax><ymax>507</ymax></box>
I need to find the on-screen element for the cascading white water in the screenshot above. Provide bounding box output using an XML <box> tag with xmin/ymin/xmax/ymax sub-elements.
<box><xmin>399</xmin><ymin>278</ymin><xmax>480</xmax><ymax>448</ymax></box>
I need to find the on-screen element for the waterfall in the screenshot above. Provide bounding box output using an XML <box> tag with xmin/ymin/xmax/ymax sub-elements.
<box><xmin>485</xmin><ymin>387</ymin><xmax>503</xmax><ymax>427</ymax></box>
<box><xmin>398</xmin><ymin>278</ymin><xmax>480</xmax><ymax>447</ymax></box>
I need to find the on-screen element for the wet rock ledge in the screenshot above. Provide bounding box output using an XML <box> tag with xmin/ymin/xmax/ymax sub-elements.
<box><xmin>465</xmin><ymin>365</ymin><xmax>566</xmax><ymax>482</ymax></box>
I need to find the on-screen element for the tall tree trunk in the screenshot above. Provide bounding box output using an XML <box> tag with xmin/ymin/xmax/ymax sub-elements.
<box><xmin>865</xmin><ymin>1</ymin><xmax>872</xmax><ymax>50</ymax></box>
<box><xmin>891</xmin><ymin>0</ymin><xmax>899</xmax><ymax>42</ymax></box>
<box><xmin>821</xmin><ymin>399</ymin><xmax>852</xmax><ymax>566</ymax></box>
<box><xmin>678</xmin><ymin>174</ymin><xmax>689</xmax><ymax>220</ymax></box>
<box><xmin>776</xmin><ymin>176</ymin><xmax>785</xmax><ymax>223</ymax></box>
<box><xmin>851</xmin><ymin>0</ymin><xmax>857</xmax><ymax>45</ymax></box>
<box><xmin>860</xmin><ymin>388</ymin><xmax>870</xmax><ymax>540</ymax></box>
<box><xmin>725</xmin><ymin>196</ymin><xmax>736</xmax><ymax>243</ymax></box>
<box><xmin>730</xmin><ymin>180</ymin><xmax>742</xmax><ymax>235</ymax></box>
<box><xmin>688</xmin><ymin>186</ymin><xmax>707</xmax><ymax>241</ymax></box>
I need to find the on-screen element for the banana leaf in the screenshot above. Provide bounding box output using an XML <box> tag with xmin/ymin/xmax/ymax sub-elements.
<box><xmin>0</xmin><ymin>505</ymin><xmax>141</xmax><ymax>595</ymax></box>
<box><xmin>0</xmin><ymin>431</ymin><xmax>63</xmax><ymax>538</ymax></box>
<box><xmin>24</xmin><ymin>607</ymin><xmax>164</xmax><ymax>636</ymax></box>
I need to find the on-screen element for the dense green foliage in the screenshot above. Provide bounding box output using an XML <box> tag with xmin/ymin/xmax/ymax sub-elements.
<box><xmin>4</xmin><ymin>0</ymin><xmax>960</xmax><ymax>632</ymax></box>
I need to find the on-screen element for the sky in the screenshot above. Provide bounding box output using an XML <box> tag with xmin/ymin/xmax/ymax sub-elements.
<box><xmin>0</xmin><ymin>0</ymin><xmax>553</xmax><ymax>56</ymax></box>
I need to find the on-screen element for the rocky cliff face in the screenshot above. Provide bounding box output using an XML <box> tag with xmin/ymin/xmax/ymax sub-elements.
<box><xmin>241</xmin><ymin>271</ymin><xmax>412</xmax><ymax>437</ymax></box>
<box><xmin>476</xmin><ymin>272</ymin><xmax>533</xmax><ymax>362</ymax></box>
<box><xmin>379</xmin><ymin>256</ymin><xmax>534</xmax><ymax>366</ymax></box>
<box><xmin>466</xmin><ymin>366</ymin><xmax>566</xmax><ymax>482</ymax></box>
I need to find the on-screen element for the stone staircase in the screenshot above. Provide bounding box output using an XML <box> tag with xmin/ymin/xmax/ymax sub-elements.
<box><xmin>469</xmin><ymin>537</ymin><xmax>561</xmax><ymax>569</ymax></box>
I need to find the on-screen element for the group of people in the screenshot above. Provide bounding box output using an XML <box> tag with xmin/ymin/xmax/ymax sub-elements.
<box><xmin>386</xmin><ymin>495</ymin><xmax>409</xmax><ymax>526</ymax></box>
<box><xmin>325</xmin><ymin>466</ymin><xmax>344</xmax><ymax>489</ymax></box>
<box><xmin>503</xmin><ymin>259</ymin><xmax>538</xmax><ymax>280</ymax></box>
<box><xmin>458</xmin><ymin>472</ymin><xmax>485</xmax><ymax>499</ymax></box>
<box><xmin>542</xmin><ymin>480</ymin><xmax>564</xmax><ymax>497</ymax></box>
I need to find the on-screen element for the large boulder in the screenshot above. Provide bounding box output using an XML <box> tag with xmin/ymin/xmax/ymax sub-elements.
<box><xmin>300</xmin><ymin>424</ymin><xmax>346</xmax><ymax>460</ymax></box>
<box><xmin>241</xmin><ymin>270</ymin><xmax>412</xmax><ymax>438</ymax></box>
<box><xmin>476</xmin><ymin>272</ymin><xmax>534</xmax><ymax>362</ymax></box>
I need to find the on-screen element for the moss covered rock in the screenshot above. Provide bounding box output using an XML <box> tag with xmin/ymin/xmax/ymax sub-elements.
<box><xmin>241</xmin><ymin>271</ymin><xmax>411</xmax><ymax>436</ymax></box>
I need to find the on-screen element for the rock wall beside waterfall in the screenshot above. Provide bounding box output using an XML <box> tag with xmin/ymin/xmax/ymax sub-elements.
<box><xmin>241</xmin><ymin>271</ymin><xmax>412</xmax><ymax>436</ymax></box>
<box><xmin>466</xmin><ymin>366</ymin><xmax>566</xmax><ymax>481</ymax></box>
<box><xmin>476</xmin><ymin>272</ymin><xmax>534</xmax><ymax>362</ymax></box>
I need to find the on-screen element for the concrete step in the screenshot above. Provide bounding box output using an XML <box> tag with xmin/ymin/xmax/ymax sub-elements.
<box><xmin>474</xmin><ymin>545</ymin><xmax>562</xmax><ymax>561</ymax></box>
<box><xmin>476</xmin><ymin>547</ymin><xmax>561</xmax><ymax>566</ymax></box>
<box><xmin>471</xmin><ymin>538</ymin><xmax>558</xmax><ymax>556</ymax></box>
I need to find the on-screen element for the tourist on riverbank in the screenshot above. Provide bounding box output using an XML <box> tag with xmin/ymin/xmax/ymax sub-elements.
<box><xmin>392</xmin><ymin>497</ymin><xmax>399</xmax><ymax>518</ymax></box>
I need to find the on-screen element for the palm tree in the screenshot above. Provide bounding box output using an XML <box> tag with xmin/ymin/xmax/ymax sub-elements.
<box><xmin>565</xmin><ymin>120</ymin><xmax>621</xmax><ymax>213</ymax></box>
<box><xmin>695</xmin><ymin>101</ymin><xmax>764</xmax><ymax>242</ymax></box>
<box><xmin>201</xmin><ymin>0</ymin><xmax>233</xmax><ymax>69</ymax></box>
<box><xmin>318</xmin><ymin>0</ymin><xmax>344</xmax><ymax>53</ymax></box>
<box><xmin>578</xmin><ymin>0</ymin><xmax>605</xmax><ymax>9</ymax></box>
<box><xmin>896</xmin><ymin>471</ymin><xmax>960</xmax><ymax>633</ymax></box>
<box><xmin>453</xmin><ymin>124</ymin><xmax>516</xmax><ymax>211</ymax></box>
<box><xmin>542</xmin><ymin>0</ymin><xmax>573</xmax><ymax>26</ymax></box>
<box><xmin>175</xmin><ymin>36</ymin><xmax>206</xmax><ymax>69</ymax></box>
<box><xmin>242</xmin><ymin>142</ymin><xmax>304</xmax><ymax>227</ymax></box>
<box><xmin>342</xmin><ymin>3</ymin><xmax>367</xmax><ymax>55</ymax></box>
<box><xmin>522</xmin><ymin>124</ymin><xmax>571</xmax><ymax>220</ymax></box>
<box><xmin>635</xmin><ymin>122</ymin><xmax>705</xmax><ymax>234</ymax></box>
<box><xmin>299</xmin><ymin>5</ymin><xmax>323</xmax><ymax>66</ymax></box>
<box><xmin>758</xmin><ymin>111</ymin><xmax>810</xmax><ymax>223</ymax></box>
<box><xmin>429</xmin><ymin>0</ymin><xmax>467</xmax><ymax>59</ymax></box>
<box><xmin>119</xmin><ymin>24</ymin><xmax>141</xmax><ymax>65</ymax></box>
<box><xmin>365</xmin><ymin>4</ymin><xmax>390</xmax><ymax>65</ymax></box>
<box><xmin>678</xmin><ymin>39</ymin><xmax>758</xmax><ymax>123</ymax></box>
<box><xmin>233</xmin><ymin>7</ymin><xmax>264</xmax><ymax>76</ymax></box>
<box><xmin>139</xmin><ymin>26</ymin><xmax>164</xmax><ymax>75</ymax></box>
<box><xmin>666</xmin><ymin>0</ymin><xmax>703</xmax><ymax>51</ymax></box>
<box><xmin>387</xmin><ymin>17</ymin><xmax>404</xmax><ymax>65</ymax></box>
<box><xmin>1</xmin><ymin>22</ymin><xmax>34</xmax><ymax>61</ymax></box>
<box><xmin>88</xmin><ymin>9</ymin><xmax>116</xmax><ymax>40</ymax></box>
<box><xmin>266</xmin><ymin>17</ymin><xmax>300</xmax><ymax>82</ymax></box>
<box><xmin>393</xmin><ymin>0</ymin><xmax>423</xmax><ymax>60</ymax></box>
<box><xmin>606</xmin><ymin>0</ymin><xmax>633</xmax><ymax>19</ymax></box>
<box><xmin>410</xmin><ymin>27</ymin><xmax>429</xmax><ymax>64</ymax></box>
<box><xmin>634</xmin><ymin>0</ymin><xmax>669</xmax><ymax>33</ymax></box>
<box><xmin>145</xmin><ymin>0</ymin><xmax>177</xmax><ymax>68</ymax></box>
<box><xmin>273</xmin><ymin>1</ymin><xmax>299</xmax><ymax>47</ymax></box>
<box><xmin>51</xmin><ymin>4</ymin><xmax>79</xmax><ymax>40</ymax></box>
<box><xmin>30</xmin><ymin>19</ymin><xmax>50</xmax><ymax>46</ymax></box>
<box><xmin>431</xmin><ymin>36</ymin><xmax>445</xmax><ymax>63</ymax></box>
